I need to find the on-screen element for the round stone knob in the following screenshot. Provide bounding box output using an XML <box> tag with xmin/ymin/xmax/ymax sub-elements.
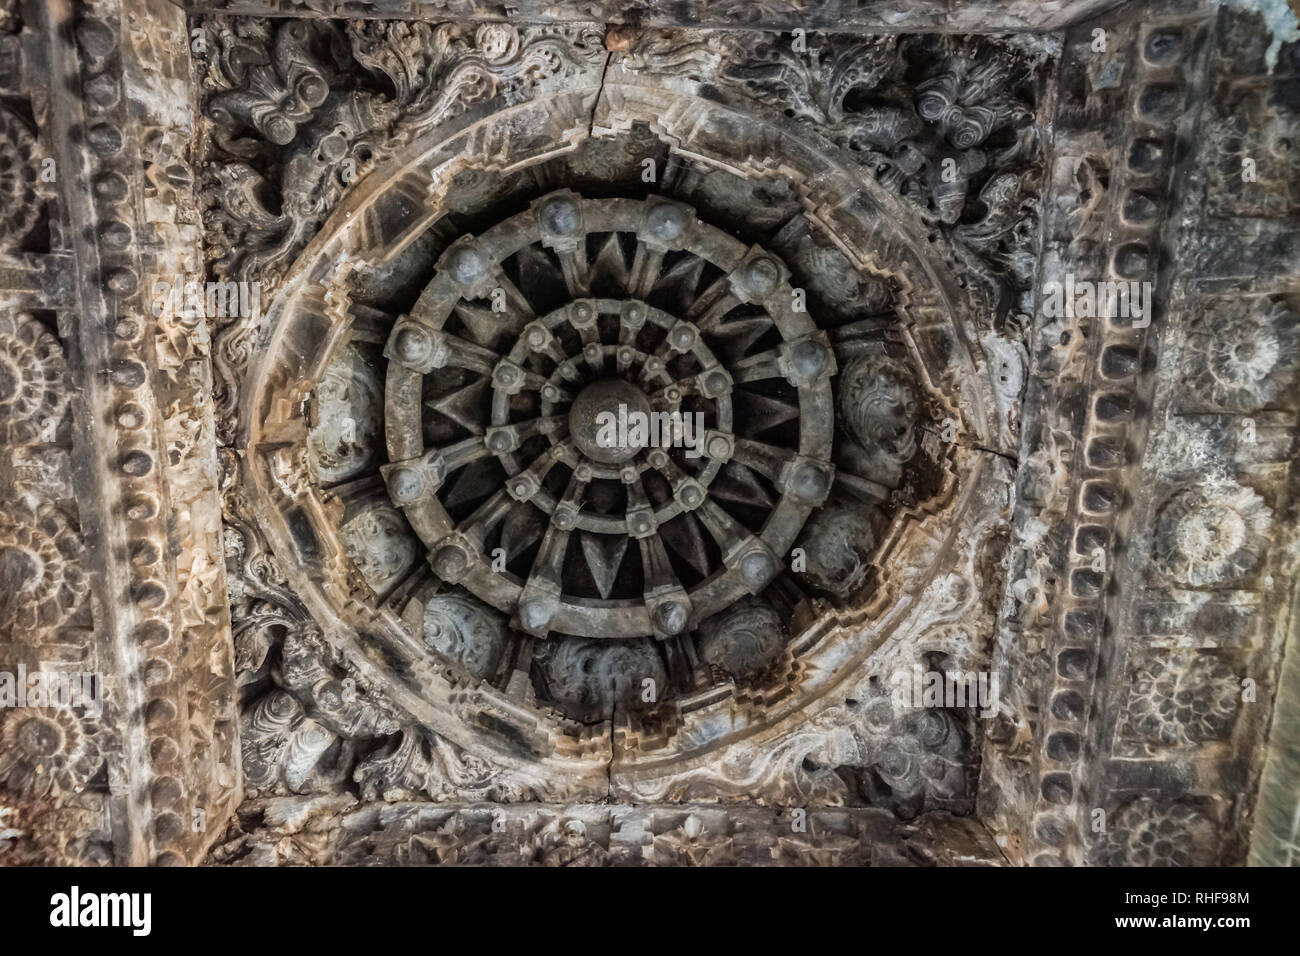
<box><xmin>319</xmin><ymin>132</ymin><xmax>347</xmax><ymax>162</ymax></box>
<box><xmin>670</xmin><ymin>325</ymin><xmax>696</xmax><ymax>350</ymax></box>
<box><xmin>745</xmin><ymin>257</ymin><xmax>780</xmax><ymax>295</ymax></box>
<box><xmin>704</xmin><ymin>370</ymin><xmax>730</xmax><ymax>396</ymax></box>
<box><xmin>296</xmin><ymin>73</ymin><xmax>330</xmax><ymax>109</ymax></box>
<box><xmin>646</xmin><ymin>203</ymin><xmax>688</xmax><ymax>242</ymax></box>
<box><xmin>741</xmin><ymin>551</ymin><xmax>774</xmax><ymax>586</ymax></box>
<box><xmin>793</xmin><ymin>463</ymin><xmax>829</xmax><ymax>500</ymax></box>
<box><xmin>654</xmin><ymin>600</ymin><xmax>688</xmax><ymax>634</ymax></box>
<box><xmin>525</xmin><ymin>325</ymin><xmax>549</xmax><ymax>350</ymax></box>
<box><xmin>432</xmin><ymin>542</ymin><xmax>468</xmax><ymax>578</ymax></box>
<box><xmin>388</xmin><ymin>466</ymin><xmax>422</xmax><ymax>503</ymax></box>
<box><xmin>680</xmin><ymin>484</ymin><xmax>704</xmax><ymax>509</ymax></box>
<box><xmin>791</xmin><ymin>340</ymin><xmax>826</xmax><ymax>378</ymax></box>
<box><xmin>394</xmin><ymin>327</ymin><xmax>431</xmax><ymax>364</ymax></box>
<box><xmin>540</xmin><ymin>196</ymin><xmax>581</xmax><ymax>237</ymax></box>
<box><xmin>447</xmin><ymin>245</ymin><xmax>485</xmax><ymax>285</ymax></box>
<box><xmin>263</xmin><ymin>114</ymin><xmax>296</xmax><ymax>146</ymax></box>
<box><xmin>520</xmin><ymin>599</ymin><xmax>551</xmax><ymax>630</ymax></box>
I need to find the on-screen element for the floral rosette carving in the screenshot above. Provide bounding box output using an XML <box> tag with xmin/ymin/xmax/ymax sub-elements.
<box><xmin>0</xmin><ymin>105</ymin><xmax>42</xmax><ymax>250</ymax></box>
<box><xmin>0</xmin><ymin>502</ymin><xmax>87</xmax><ymax>632</ymax></box>
<box><xmin>1152</xmin><ymin>481</ymin><xmax>1271</xmax><ymax>588</ymax></box>
<box><xmin>1182</xmin><ymin>298</ymin><xmax>1300</xmax><ymax>411</ymax></box>
<box><xmin>1099</xmin><ymin>799</ymin><xmax>1216</xmax><ymax>867</ymax></box>
<box><xmin>0</xmin><ymin>706</ymin><xmax>103</xmax><ymax>798</ymax></box>
<box><xmin>1124</xmin><ymin>653</ymin><xmax>1240</xmax><ymax>747</ymax></box>
<box><xmin>0</xmin><ymin>311</ymin><xmax>68</xmax><ymax>446</ymax></box>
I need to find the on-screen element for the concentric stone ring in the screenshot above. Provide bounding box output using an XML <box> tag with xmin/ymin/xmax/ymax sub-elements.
<box><xmin>381</xmin><ymin>191</ymin><xmax>835</xmax><ymax>639</ymax></box>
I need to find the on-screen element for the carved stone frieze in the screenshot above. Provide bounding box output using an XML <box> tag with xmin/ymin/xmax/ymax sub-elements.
<box><xmin>172</xmin><ymin>0</ymin><xmax>1130</xmax><ymax>35</ymax></box>
<box><xmin>979</xmin><ymin>1</ymin><xmax>1300</xmax><ymax>868</ymax></box>
<box><xmin>0</xmin><ymin>0</ymin><xmax>238</xmax><ymax>867</ymax></box>
<box><xmin>210</xmin><ymin>799</ymin><xmax>1004</xmax><ymax>866</ymax></box>
<box><xmin>4</xmin><ymin>0</ymin><xmax>1299</xmax><ymax>870</ymax></box>
<box><xmin>622</xmin><ymin>29</ymin><xmax>1051</xmax><ymax>320</ymax></box>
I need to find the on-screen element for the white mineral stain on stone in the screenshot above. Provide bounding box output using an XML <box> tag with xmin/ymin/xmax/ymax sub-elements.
<box><xmin>1222</xmin><ymin>0</ymin><xmax>1300</xmax><ymax>71</ymax></box>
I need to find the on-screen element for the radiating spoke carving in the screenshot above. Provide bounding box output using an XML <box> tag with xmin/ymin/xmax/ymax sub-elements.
<box><xmin>382</xmin><ymin>191</ymin><xmax>837</xmax><ymax>640</ymax></box>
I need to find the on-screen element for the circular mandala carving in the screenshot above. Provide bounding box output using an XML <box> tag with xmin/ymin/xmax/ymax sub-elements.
<box><xmin>0</xmin><ymin>707</ymin><xmax>103</xmax><ymax>797</ymax></box>
<box><xmin>0</xmin><ymin>105</ymin><xmax>41</xmax><ymax>248</ymax></box>
<box><xmin>382</xmin><ymin>192</ymin><xmax>836</xmax><ymax>641</ymax></box>
<box><xmin>0</xmin><ymin>310</ymin><xmax>67</xmax><ymax>446</ymax></box>
<box><xmin>1153</xmin><ymin>481</ymin><xmax>1271</xmax><ymax>587</ymax></box>
<box><xmin>247</xmin><ymin>100</ymin><xmax>999</xmax><ymax>771</ymax></box>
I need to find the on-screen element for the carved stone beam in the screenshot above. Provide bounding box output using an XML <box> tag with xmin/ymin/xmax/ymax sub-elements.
<box><xmin>31</xmin><ymin>0</ymin><xmax>238</xmax><ymax>865</ymax></box>
<box><xmin>170</xmin><ymin>0</ymin><xmax>1136</xmax><ymax>34</ymax></box>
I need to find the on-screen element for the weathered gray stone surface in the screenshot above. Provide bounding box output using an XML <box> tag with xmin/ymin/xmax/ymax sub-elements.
<box><xmin>0</xmin><ymin>0</ymin><xmax>1296</xmax><ymax>866</ymax></box>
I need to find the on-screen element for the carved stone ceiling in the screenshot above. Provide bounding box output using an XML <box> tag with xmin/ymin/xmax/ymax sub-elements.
<box><xmin>209</xmin><ymin>15</ymin><xmax>1040</xmax><ymax>818</ymax></box>
<box><xmin>0</xmin><ymin>0</ymin><xmax>1298</xmax><ymax>868</ymax></box>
